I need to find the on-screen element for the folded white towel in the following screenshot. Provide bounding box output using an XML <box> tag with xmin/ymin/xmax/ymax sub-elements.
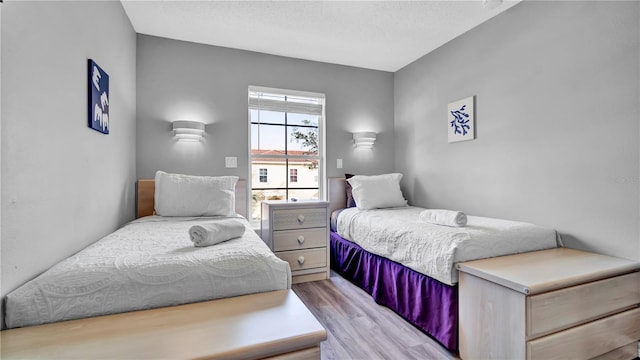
<box><xmin>418</xmin><ymin>209</ymin><xmax>468</xmax><ymax>227</ymax></box>
<box><xmin>189</xmin><ymin>219</ymin><xmax>246</xmax><ymax>247</ymax></box>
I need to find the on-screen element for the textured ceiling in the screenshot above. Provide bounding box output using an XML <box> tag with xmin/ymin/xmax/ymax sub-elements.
<box><xmin>121</xmin><ymin>0</ymin><xmax>520</xmax><ymax>72</ymax></box>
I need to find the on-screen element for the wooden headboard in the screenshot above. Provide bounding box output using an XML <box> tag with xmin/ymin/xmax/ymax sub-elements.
<box><xmin>136</xmin><ymin>179</ymin><xmax>248</xmax><ymax>219</ymax></box>
<box><xmin>327</xmin><ymin>177</ymin><xmax>347</xmax><ymax>215</ymax></box>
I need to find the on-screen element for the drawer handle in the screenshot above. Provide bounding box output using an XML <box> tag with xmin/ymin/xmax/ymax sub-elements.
<box><xmin>297</xmin><ymin>236</ymin><xmax>305</xmax><ymax>244</ymax></box>
<box><xmin>297</xmin><ymin>215</ymin><xmax>305</xmax><ymax>224</ymax></box>
<box><xmin>297</xmin><ymin>256</ymin><xmax>305</xmax><ymax>265</ymax></box>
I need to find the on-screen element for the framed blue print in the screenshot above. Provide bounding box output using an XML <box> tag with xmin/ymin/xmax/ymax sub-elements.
<box><xmin>88</xmin><ymin>59</ymin><xmax>109</xmax><ymax>134</ymax></box>
<box><xmin>447</xmin><ymin>96</ymin><xmax>475</xmax><ymax>143</ymax></box>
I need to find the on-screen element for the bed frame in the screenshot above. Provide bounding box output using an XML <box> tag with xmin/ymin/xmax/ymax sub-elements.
<box><xmin>3</xmin><ymin>179</ymin><xmax>326</xmax><ymax>360</ymax></box>
<box><xmin>327</xmin><ymin>177</ymin><xmax>348</xmax><ymax>216</ymax></box>
<box><xmin>136</xmin><ymin>178</ymin><xmax>248</xmax><ymax>219</ymax></box>
<box><xmin>328</xmin><ymin>177</ymin><xmax>640</xmax><ymax>357</ymax></box>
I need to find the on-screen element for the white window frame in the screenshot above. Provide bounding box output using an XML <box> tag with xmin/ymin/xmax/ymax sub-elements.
<box><xmin>248</xmin><ymin>86</ymin><xmax>326</xmax><ymax>223</ymax></box>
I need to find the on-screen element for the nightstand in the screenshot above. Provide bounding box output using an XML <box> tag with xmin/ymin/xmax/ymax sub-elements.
<box><xmin>457</xmin><ymin>248</ymin><xmax>640</xmax><ymax>360</ymax></box>
<box><xmin>261</xmin><ymin>200</ymin><xmax>330</xmax><ymax>284</ymax></box>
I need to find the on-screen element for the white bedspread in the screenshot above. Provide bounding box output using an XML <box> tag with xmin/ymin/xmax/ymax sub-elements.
<box><xmin>337</xmin><ymin>206</ymin><xmax>558</xmax><ymax>285</ymax></box>
<box><xmin>5</xmin><ymin>216</ymin><xmax>291</xmax><ymax>329</ymax></box>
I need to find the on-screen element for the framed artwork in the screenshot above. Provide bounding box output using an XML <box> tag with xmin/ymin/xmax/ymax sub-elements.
<box><xmin>447</xmin><ymin>95</ymin><xmax>474</xmax><ymax>143</ymax></box>
<box><xmin>88</xmin><ymin>59</ymin><xmax>109</xmax><ymax>134</ymax></box>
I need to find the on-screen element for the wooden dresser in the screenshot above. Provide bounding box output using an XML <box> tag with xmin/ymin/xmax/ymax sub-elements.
<box><xmin>457</xmin><ymin>248</ymin><xmax>640</xmax><ymax>360</ymax></box>
<box><xmin>261</xmin><ymin>200</ymin><xmax>330</xmax><ymax>284</ymax></box>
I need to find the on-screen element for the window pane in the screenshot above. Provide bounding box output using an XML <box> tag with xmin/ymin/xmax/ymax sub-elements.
<box><xmin>265</xmin><ymin>189</ymin><xmax>286</xmax><ymax>200</ymax></box>
<box><xmin>287</xmin><ymin>125</ymin><xmax>318</xmax><ymax>156</ymax></box>
<box><xmin>251</xmin><ymin>123</ymin><xmax>286</xmax><ymax>152</ymax></box>
<box><xmin>288</xmin><ymin>113</ymin><xmax>319</xmax><ymax>127</ymax></box>
<box><xmin>250</xmin><ymin>109</ymin><xmax>285</xmax><ymax>125</ymax></box>
<box><xmin>251</xmin><ymin>190</ymin><xmax>265</xmax><ymax>221</ymax></box>
<box><xmin>249</xmin><ymin>190</ymin><xmax>285</xmax><ymax>220</ymax></box>
<box><xmin>251</xmin><ymin>189</ymin><xmax>286</xmax><ymax>221</ymax></box>
<box><xmin>288</xmin><ymin>162</ymin><xmax>319</xmax><ymax>188</ymax></box>
<box><xmin>251</xmin><ymin>162</ymin><xmax>286</xmax><ymax>189</ymax></box>
<box><xmin>289</xmin><ymin>189</ymin><xmax>319</xmax><ymax>201</ymax></box>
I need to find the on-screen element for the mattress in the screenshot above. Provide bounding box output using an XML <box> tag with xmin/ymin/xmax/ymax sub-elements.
<box><xmin>4</xmin><ymin>216</ymin><xmax>291</xmax><ymax>329</ymax></box>
<box><xmin>336</xmin><ymin>206</ymin><xmax>558</xmax><ymax>285</ymax></box>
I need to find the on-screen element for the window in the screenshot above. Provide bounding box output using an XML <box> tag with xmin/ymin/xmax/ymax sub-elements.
<box><xmin>249</xmin><ymin>86</ymin><xmax>325</xmax><ymax>221</ymax></box>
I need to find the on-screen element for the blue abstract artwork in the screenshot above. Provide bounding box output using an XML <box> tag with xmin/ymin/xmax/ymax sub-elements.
<box><xmin>447</xmin><ymin>96</ymin><xmax>474</xmax><ymax>143</ymax></box>
<box><xmin>88</xmin><ymin>59</ymin><xmax>109</xmax><ymax>134</ymax></box>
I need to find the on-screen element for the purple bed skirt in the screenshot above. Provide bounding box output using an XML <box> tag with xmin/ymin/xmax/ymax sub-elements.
<box><xmin>330</xmin><ymin>231</ymin><xmax>458</xmax><ymax>351</ymax></box>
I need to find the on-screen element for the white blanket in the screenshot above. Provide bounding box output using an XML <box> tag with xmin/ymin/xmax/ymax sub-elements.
<box><xmin>337</xmin><ymin>206</ymin><xmax>558</xmax><ymax>285</ymax></box>
<box><xmin>5</xmin><ymin>216</ymin><xmax>291</xmax><ymax>329</ymax></box>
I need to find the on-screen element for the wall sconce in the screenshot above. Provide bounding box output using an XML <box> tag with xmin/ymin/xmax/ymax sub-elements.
<box><xmin>483</xmin><ymin>0</ymin><xmax>503</xmax><ymax>9</ymax></box>
<box><xmin>173</xmin><ymin>120</ymin><xmax>205</xmax><ymax>142</ymax></box>
<box><xmin>353</xmin><ymin>132</ymin><xmax>377</xmax><ymax>149</ymax></box>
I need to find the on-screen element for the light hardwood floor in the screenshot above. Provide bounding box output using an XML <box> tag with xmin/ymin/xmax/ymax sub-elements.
<box><xmin>292</xmin><ymin>272</ymin><xmax>458</xmax><ymax>360</ymax></box>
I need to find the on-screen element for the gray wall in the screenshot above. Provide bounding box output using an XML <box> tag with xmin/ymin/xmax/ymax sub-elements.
<box><xmin>1</xmin><ymin>0</ymin><xmax>137</xmax><ymax>301</ymax></box>
<box><xmin>136</xmin><ymin>35</ymin><xmax>394</xmax><ymax>184</ymax></box>
<box><xmin>394</xmin><ymin>1</ymin><xmax>639</xmax><ymax>260</ymax></box>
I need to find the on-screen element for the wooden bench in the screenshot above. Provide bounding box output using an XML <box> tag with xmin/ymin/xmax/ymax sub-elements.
<box><xmin>0</xmin><ymin>290</ymin><xmax>326</xmax><ymax>359</ymax></box>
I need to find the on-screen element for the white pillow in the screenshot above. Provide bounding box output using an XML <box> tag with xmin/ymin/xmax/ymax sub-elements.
<box><xmin>154</xmin><ymin>171</ymin><xmax>238</xmax><ymax>217</ymax></box>
<box><xmin>347</xmin><ymin>173</ymin><xmax>407</xmax><ymax>210</ymax></box>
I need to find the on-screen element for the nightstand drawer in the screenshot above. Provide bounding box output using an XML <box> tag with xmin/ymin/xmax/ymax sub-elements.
<box><xmin>526</xmin><ymin>271</ymin><xmax>640</xmax><ymax>338</ymax></box>
<box><xmin>276</xmin><ymin>248</ymin><xmax>327</xmax><ymax>271</ymax></box>
<box><xmin>526</xmin><ymin>307</ymin><xmax>640</xmax><ymax>360</ymax></box>
<box><xmin>273</xmin><ymin>228</ymin><xmax>327</xmax><ymax>252</ymax></box>
<box><xmin>272</xmin><ymin>208</ymin><xmax>326</xmax><ymax>230</ymax></box>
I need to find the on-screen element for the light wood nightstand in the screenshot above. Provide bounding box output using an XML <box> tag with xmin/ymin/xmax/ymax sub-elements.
<box><xmin>261</xmin><ymin>200</ymin><xmax>330</xmax><ymax>284</ymax></box>
<box><xmin>457</xmin><ymin>248</ymin><xmax>640</xmax><ymax>360</ymax></box>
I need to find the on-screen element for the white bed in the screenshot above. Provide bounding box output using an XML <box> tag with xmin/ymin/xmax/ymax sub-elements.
<box><xmin>336</xmin><ymin>206</ymin><xmax>559</xmax><ymax>285</ymax></box>
<box><xmin>328</xmin><ymin>175</ymin><xmax>561</xmax><ymax>351</ymax></box>
<box><xmin>4</xmin><ymin>174</ymin><xmax>291</xmax><ymax>329</ymax></box>
<box><xmin>4</xmin><ymin>215</ymin><xmax>290</xmax><ymax>329</ymax></box>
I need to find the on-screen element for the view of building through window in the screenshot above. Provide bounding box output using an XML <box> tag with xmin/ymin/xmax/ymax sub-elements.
<box><xmin>249</xmin><ymin>87</ymin><xmax>325</xmax><ymax>221</ymax></box>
